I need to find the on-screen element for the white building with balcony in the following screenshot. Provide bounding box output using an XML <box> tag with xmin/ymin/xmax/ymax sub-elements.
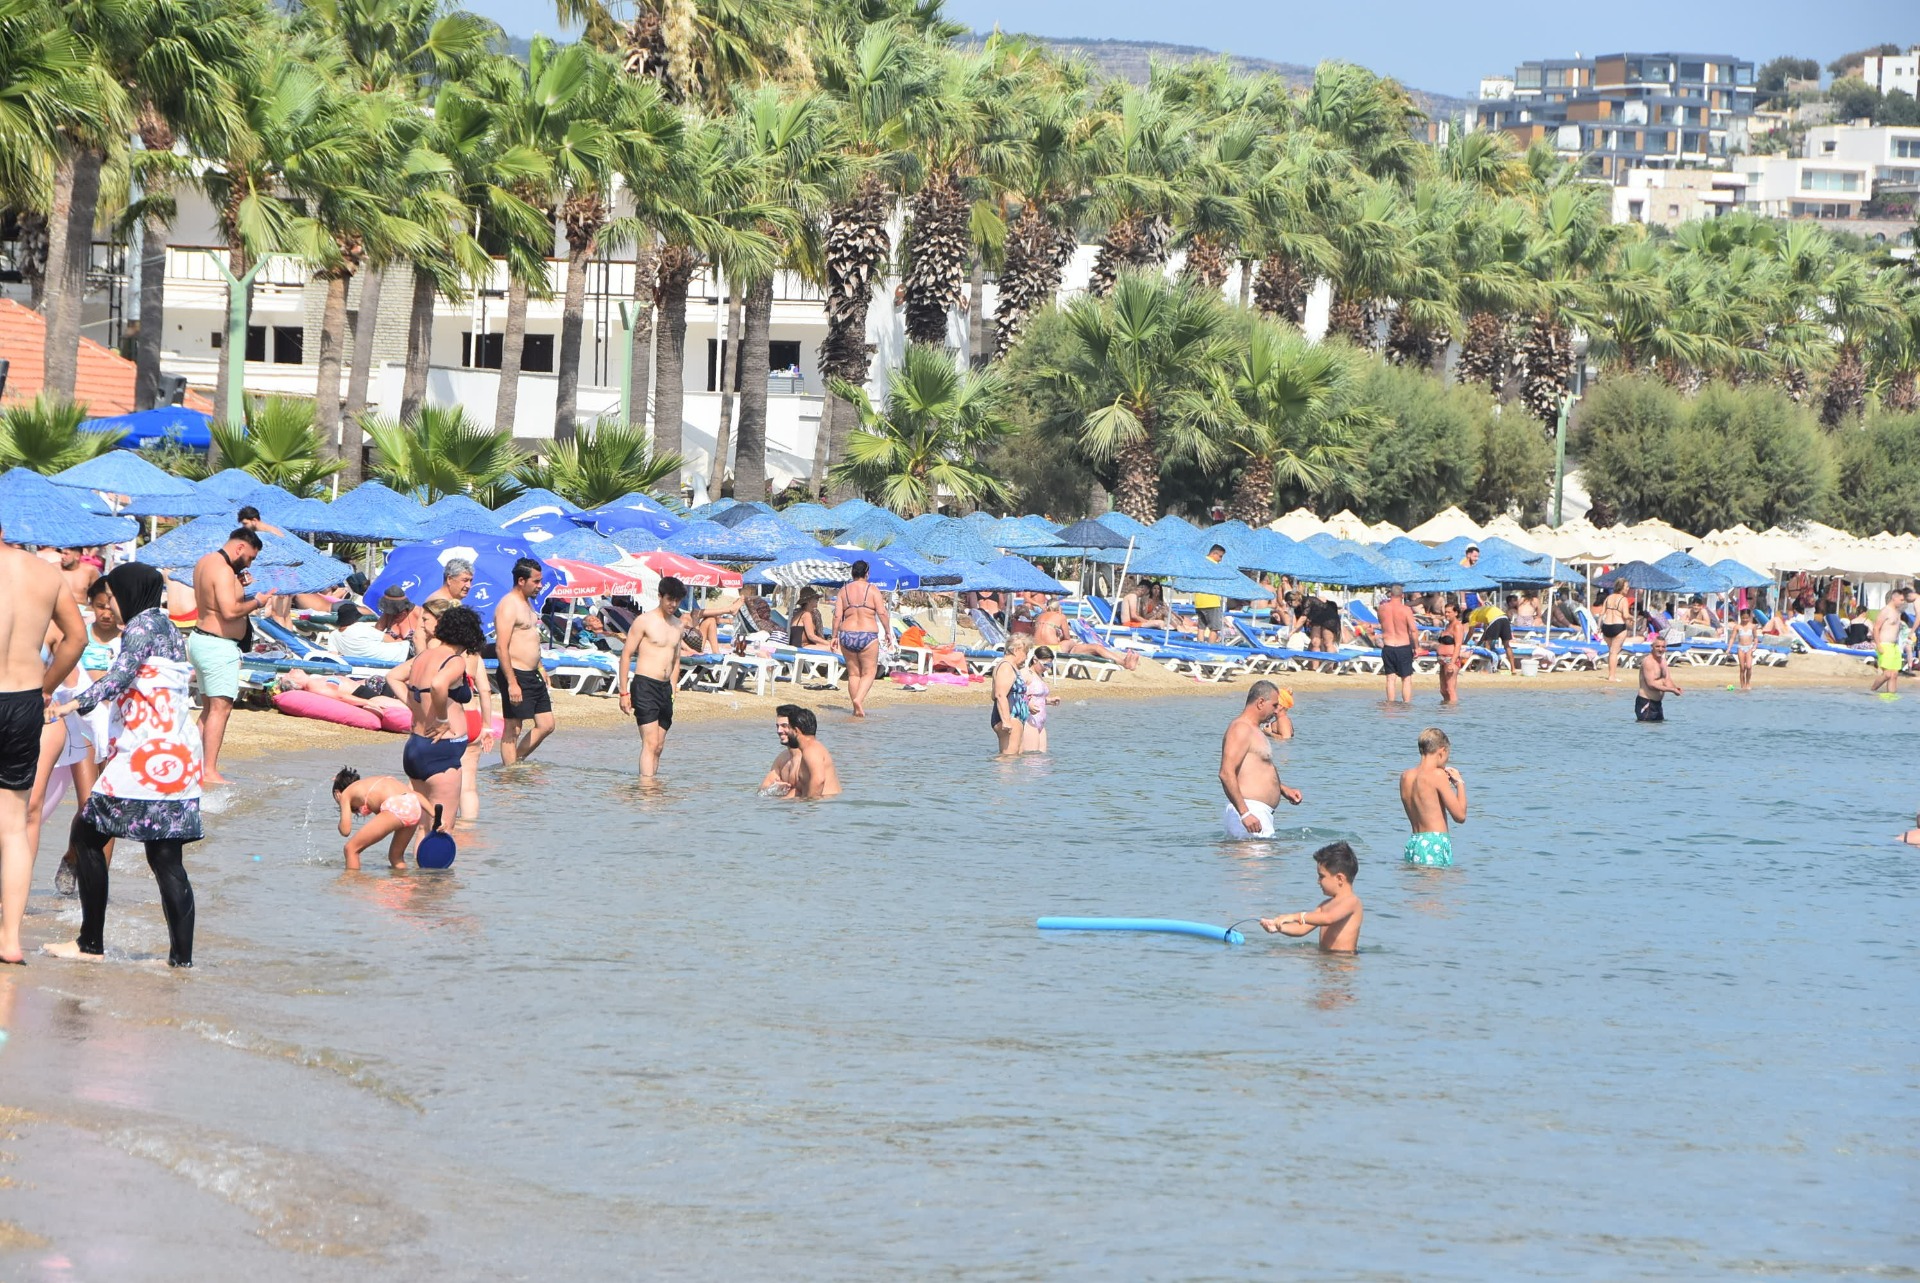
<box><xmin>1801</xmin><ymin>123</ymin><xmax>1920</xmax><ymax>195</ymax></box>
<box><xmin>1860</xmin><ymin>50</ymin><xmax>1920</xmax><ymax>99</ymax></box>
<box><xmin>1725</xmin><ymin>155</ymin><xmax>1874</xmax><ymax>220</ymax></box>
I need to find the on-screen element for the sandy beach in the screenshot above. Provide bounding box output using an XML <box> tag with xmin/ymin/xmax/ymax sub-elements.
<box><xmin>217</xmin><ymin>648</ymin><xmax>1875</xmax><ymax>763</ymax></box>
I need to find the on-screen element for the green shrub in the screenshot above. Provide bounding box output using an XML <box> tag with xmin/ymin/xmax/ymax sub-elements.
<box><xmin>1832</xmin><ymin>409</ymin><xmax>1920</xmax><ymax>533</ymax></box>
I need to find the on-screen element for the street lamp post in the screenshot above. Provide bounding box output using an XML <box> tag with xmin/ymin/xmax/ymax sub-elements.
<box><xmin>1552</xmin><ymin>331</ymin><xmax>1592</xmax><ymax>528</ymax></box>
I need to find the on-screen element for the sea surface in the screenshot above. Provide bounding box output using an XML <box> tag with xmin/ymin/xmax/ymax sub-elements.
<box><xmin>1</xmin><ymin>685</ymin><xmax>1915</xmax><ymax>1280</ymax></box>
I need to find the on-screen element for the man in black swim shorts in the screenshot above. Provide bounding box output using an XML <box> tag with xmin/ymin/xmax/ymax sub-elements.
<box><xmin>1636</xmin><ymin>635</ymin><xmax>1682</xmax><ymax>721</ymax></box>
<box><xmin>618</xmin><ymin>575</ymin><xmax>687</xmax><ymax>778</ymax></box>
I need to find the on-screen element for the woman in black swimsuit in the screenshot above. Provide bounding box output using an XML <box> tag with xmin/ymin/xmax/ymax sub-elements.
<box><xmin>393</xmin><ymin>605</ymin><xmax>487</xmax><ymax>840</ymax></box>
<box><xmin>1598</xmin><ymin>579</ymin><xmax>1632</xmax><ymax>683</ymax></box>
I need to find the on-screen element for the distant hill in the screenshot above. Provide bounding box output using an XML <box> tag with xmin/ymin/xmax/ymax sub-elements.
<box><xmin>962</xmin><ymin>32</ymin><xmax>1476</xmax><ymax>121</ymax></box>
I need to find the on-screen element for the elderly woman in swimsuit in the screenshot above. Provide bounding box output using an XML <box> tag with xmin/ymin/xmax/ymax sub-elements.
<box><xmin>831</xmin><ymin>559</ymin><xmax>889</xmax><ymax>718</ymax></box>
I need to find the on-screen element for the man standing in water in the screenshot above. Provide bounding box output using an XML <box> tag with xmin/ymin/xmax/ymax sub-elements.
<box><xmin>1377</xmin><ymin>584</ymin><xmax>1418</xmax><ymax>704</ymax></box>
<box><xmin>618</xmin><ymin>575</ymin><xmax>685</xmax><ymax>778</ymax></box>
<box><xmin>0</xmin><ymin>528</ymin><xmax>86</xmax><ymax>964</ymax></box>
<box><xmin>760</xmin><ymin>705</ymin><xmax>840</xmax><ymax>799</ymax></box>
<box><xmin>189</xmin><ymin>527</ymin><xmax>271</xmax><ymax>785</ymax></box>
<box><xmin>1636</xmin><ymin>634</ymin><xmax>1683</xmax><ymax>721</ymax></box>
<box><xmin>493</xmin><ymin>558</ymin><xmax>554</xmax><ymax>765</ymax></box>
<box><xmin>1218</xmin><ymin>680</ymin><xmax>1304</xmax><ymax>839</ymax></box>
<box><xmin>1869</xmin><ymin>585</ymin><xmax>1913</xmax><ymax>696</ymax></box>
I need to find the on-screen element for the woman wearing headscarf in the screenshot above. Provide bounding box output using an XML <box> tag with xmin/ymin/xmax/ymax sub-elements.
<box><xmin>46</xmin><ymin>563</ymin><xmax>203</xmax><ymax>967</ymax></box>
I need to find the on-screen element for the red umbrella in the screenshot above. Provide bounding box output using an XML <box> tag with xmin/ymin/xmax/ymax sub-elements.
<box><xmin>543</xmin><ymin>558</ymin><xmax>648</xmax><ymax>600</ymax></box>
<box><xmin>624</xmin><ymin>549</ymin><xmax>741</xmax><ymax>589</ymax></box>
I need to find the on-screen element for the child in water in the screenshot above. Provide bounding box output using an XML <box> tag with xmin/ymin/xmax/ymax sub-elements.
<box><xmin>332</xmin><ymin>767</ymin><xmax>423</xmax><ymax>870</ymax></box>
<box><xmin>1399</xmin><ymin>727</ymin><xmax>1467</xmax><ymax>867</ymax></box>
<box><xmin>1261</xmin><ymin>841</ymin><xmax>1363</xmax><ymax>951</ymax></box>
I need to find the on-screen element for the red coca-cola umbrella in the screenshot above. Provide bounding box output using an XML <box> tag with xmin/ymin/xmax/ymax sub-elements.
<box><xmin>621</xmin><ymin>549</ymin><xmax>742</xmax><ymax>589</ymax></box>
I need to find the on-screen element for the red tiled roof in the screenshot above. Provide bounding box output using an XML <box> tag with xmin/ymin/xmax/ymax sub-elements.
<box><xmin>0</xmin><ymin>298</ymin><xmax>214</xmax><ymax>416</ymax></box>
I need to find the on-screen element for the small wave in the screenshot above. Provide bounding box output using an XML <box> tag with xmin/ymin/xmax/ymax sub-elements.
<box><xmin>173</xmin><ymin>1019</ymin><xmax>424</xmax><ymax>1114</ymax></box>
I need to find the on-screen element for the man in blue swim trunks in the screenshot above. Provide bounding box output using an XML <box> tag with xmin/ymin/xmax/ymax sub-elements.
<box><xmin>1398</xmin><ymin>727</ymin><xmax>1466</xmax><ymax>867</ymax></box>
<box><xmin>189</xmin><ymin>527</ymin><xmax>272</xmax><ymax>785</ymax></box>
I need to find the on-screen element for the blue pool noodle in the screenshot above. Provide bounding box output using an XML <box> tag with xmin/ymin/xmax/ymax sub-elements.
<box><xmin>1036</xmin><ymin>917</ymin><xmax>1244</xmax><ymax>945</ymax></box>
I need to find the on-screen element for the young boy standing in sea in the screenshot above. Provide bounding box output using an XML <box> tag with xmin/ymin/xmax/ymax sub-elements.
<box><xmin>1399</xmin><ymin>727</ymin><xmax>1467</xmax><ymax>868</ymax></box>
<box><xmin>1261</xmin><ymin>841</ymin><xmax>1362</xmax><ymax>951</ymax></box>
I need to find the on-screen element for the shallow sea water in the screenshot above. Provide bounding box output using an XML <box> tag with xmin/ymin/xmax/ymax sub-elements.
<box><xmin>2</xmin><ymin>685</ymin><xmax>1916</xmax><ymax>1280</ymax></box>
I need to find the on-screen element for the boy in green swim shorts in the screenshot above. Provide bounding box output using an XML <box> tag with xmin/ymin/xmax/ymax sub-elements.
<box><xmin>1398</xmin><ymin>727</ymin><xmax>1467</xmax><ymax>867</ymax></box>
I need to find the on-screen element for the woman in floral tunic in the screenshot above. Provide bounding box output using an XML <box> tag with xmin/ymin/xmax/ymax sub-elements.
<box><xmin>47</xmin><ymin>564</ymin><xmax>202</xmax><ymax>967</ymax></box>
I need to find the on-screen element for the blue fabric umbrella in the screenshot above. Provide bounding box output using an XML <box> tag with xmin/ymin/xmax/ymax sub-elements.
<box><xmin>1094</xmin><ymin>511</ymin><xmax>1152</xmax><ymax>538</ymax></box>
<box><xmin>1654</xmin><ymin>550</ymin><xmax>1733</xmax><ymax>595</ymax></box>
<box><xmin>911</xmin><ymin>517</ymin><xmax>1000</xmax><ymax>564</ymax></box>
<box><xmin>956</xmin><ymin>555</ymin><xmax>1070</xmax><ymax>595</ymax></box>
<box><xmin>664</xmin><ymin>514</ymin><xmax>816</xmax><ymax>562</ymax></box>
<box><xmin>573</xmin><ymin>495</ymin><xmax>688</xmax><ymax>539</ymax></box>
<box><xmin>804</xmin><ymin>546</ymin><xmax>926</xmax><ymax>590</ymax></box>
<box><xmin>778</xmin><ymin>502</ymin><xmax>838</xmax><ymax>533</ymax></box>
<box><xmin>1602</xmin><ymin>560</ymin><xmax>1685</xmax><ymax>592</ymax></box>
<box><xmin>304</xmin><ymin>480</ymin><xmax>431</xmax><ymax>541</ymax></box>
<box><xmin>496</xmin><ymin>488</ymin><xmax>581</xmax><ymax>523</ymax></box>
<box><xmin>200</xmin><ymin>468</ymin><xmax>266</xmax><ymax>502</ymax></box>
<box><xmin>362</xmin><ymin>531</ymin><xmax>553</xmax><ymax>633</ymax></box>
<box><xmin>79</xmin><ymin>405</ymin><xmax>213</xmax><ymax>450</ymax></box>
<box><xmin>1049</xmin><ymin>518</ymin><xmax>1131</xmax><ymax>551</ymax></box>
<box><xmin>0</xmin><ymin>468</ymin><xmax>138</xmax><ymax>546</ymax></box>
<box><xmin>51</xmin><ymin>450</ymin><xmax>204</xmax><ymax>501</ymax></box>
<box><xmin>518</xmin><ymin>525</ymin><xmax>628</xmax><ymax>565</ymax></box>
<box><xmin>1709</xmin><ymin>558</ymin><xmax>1774</xmax><ymax>590</ymax></box>
<box><xmin>424</xmin><ymin>494</ymin><xmax>504</xmax><ymax>536</ymax></box>
<box><xmin>836</xmin><ymin>509</ymin><xmax>913</xmax><ymax>547</ymax></box>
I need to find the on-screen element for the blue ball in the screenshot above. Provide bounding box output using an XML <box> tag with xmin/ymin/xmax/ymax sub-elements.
<box><xmin>251</xmin><ymin>855</ymin><xmax>262</xmax><ymax>861</ymax></box>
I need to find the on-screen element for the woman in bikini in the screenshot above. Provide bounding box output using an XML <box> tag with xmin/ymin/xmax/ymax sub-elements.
<box><xmin>1436</xmin><ymin>600</ymin><xmax>1465</xmax><ymax>706</ymax></box>
<box><xmin>1731</xmin><ymin>607</ymin><xmax>1760</xmax><ymax>692</ymax></box>
<box><xmin>1598</xmin><ymin>579</ymin><xmax>1633</xmax><ymax>683</ymax></box>
<box><xmin>392</xmin><ymin>604</ymin><xmax>487</xmax><ymax>837</ymax></box>
<box><xmin>832</xmin><ymin>560</ymin><xmax>889</xmax><ymax>718</ymax></box>
<box><xmin>789</xmin><ymin>588</ymin><xmax>827</xmax><ymax>647</ymax></box>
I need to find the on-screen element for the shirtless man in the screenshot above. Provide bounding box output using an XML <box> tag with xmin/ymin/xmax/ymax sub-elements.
<box><xmin>331</xmin><ymin>767</ymin><xmax>422</xmax><ymax>870</ymax></box>
<box><xmin>1377</xmin><ymin>583</ymin><xmax>1418</xmax><ymax>704</ymax></box>
<box><xmin>1032</xmin><ymin>598</ymin><xmax>1140</xmax><ymax>671</ymax></box>
<box><xmin>767</xmin><ymin>705</ymin><xmax>839</xmax><ymax>800</ymax></box>
<box><xmin>618</xmin><ymin>575</ymin><xmax>685</xmax><ymax>778</ymax></box>
<box><xmin>0</xmin><ymin>529</ymin><xmax>86</xmax><ymax>964</ymax></box>
<box><xmin>1869</xmin><ymin>585</ymin><xmax>1913</xmax><ymax>696</ymax></box>
<box><xmin>1636</xmin><ymin>634</ymin><xmax>1683</xmax><ymax>721</ymax></box>
<box><xmin>58</xmin><ymin>548</ymin><xmax>99</xmax><ymax>607</ymax></box>
<box><xmin>1399</xmin><ymin>727</ymin><xmax>1467</xmax><ymax>867</ymax></box>
<box><xmin>760</xmin><ymin>704</ymin><xmax>805</xmax><ymax>794</ymax></box>
<box><xmin>1260</xmin><ymin>841</ymin><xmax>1363</xmax><ymax>952</ymax></box>
<box><xmin>237</xmin><ymin>505</ymin><xmax>285</xmax><ymax>537</ymax></box>
<box><xmin>493</xmin><ymin>558</ymin><xmax>554</xmax><ymax>765</ymax></box>
<box><xmin>413</xmin><ymin>558</ymin><xmax>474</xmax><ymax>654</ymax></box>
<box><xmin>1218</xmin><ymin>680</ymin><xmax>1304</xmax><ymax>839</ymax></box>
<box><xmin>189</xmin><ymin>527</ymin><xmax>272</xmax><ymax>785</ymax></box>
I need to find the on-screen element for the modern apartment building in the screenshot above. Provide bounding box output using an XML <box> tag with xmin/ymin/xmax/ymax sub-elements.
<box><xmin>1860</xmin><ymin>49</ymin><xmax>1919</xmax><ymax>99</ymax></box>
<box><xmin>1472</xmin><ymin>52</ymin><xmax>1757</xmax><ymax>181</ymax></box>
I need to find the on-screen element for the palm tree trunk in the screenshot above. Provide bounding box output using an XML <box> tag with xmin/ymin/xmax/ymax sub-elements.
<box><xmin>1889</xmin><ymin>368</ymin><xmax>1919</xmax><ymax>412</ymax></box>
<box><xmin>708</xmin><ymin>277</ymin><xmax>743</xmax><ymax>501</ymax></box>
<box><xmin>493</xmin><ymin>274</ymin><xmax>529</xmax><ymax>437</ymax></box>
<box><xmin>1327</xmin><ymin>294</ymin><xmax>1368</xmax><ymax>346</ymax></box>
<box><xmin>652</xmin><ymin>246</ymin><xmax>695</xmax><ymax>463</ymax></box>
<box><xmin>627</xmin><ymin>239</ymin><xmax>657</xmax><ymax>428</ymax></box>
<box><xmin>966</xmin><ymin>255</ymin><xmax>986</xmax><ymax>368</ymax></box>
<box><xmin>1821</xmin><ymin>344</ymin><xmax>1867</xmax><ymax>427</ymax></box>
<box><xmin>554</xmin><ymin>238</ymin><xmax>594</xmax><ymax>442</ymax></box>
<box><xmin>1181</xmin><ymin>235</ymin><xmax>1231</xmax><ymax>291</ymax></box>
<box><xmin>810</xmin><ymin>396</ymin><xmax>836</xmax><ymax>498</ymax></box>
<box><xmin>1113</xmin><ymin>434</ymin><xmax>1160</xmax><ymax>525</ymax></box>
<box><xmin>133</xmin><ymin>209</ymin><xmax>167</xmax><ymax>410</ymax></box>
<box><xmin>41</xmin><ymin>148</ymin><xmax>103</xmax><ymax>401</ymax></box>
<box><xmin>1457</xmin><ymin>311</ymin><xmax>1507</xmax><ymax>395</ymax></box>
<box><xmin>818</xmin><ymin>177</ymin><xmax>892</xmax><ymax>491</ymax></box>
<box><xmin>990</xmin><ymin>210</ymin><xmax>1075</xmax><ymax>361</ymax></box>
<box><xmin>903</xmin><ymin>171</ymin><xmax>970</xmax><ymax>347</ymax></box>
<box><xmin>732</xmin><ymin>275</ymin><xmax>773</xmax><ymax>504</ymax></box>
<box><xmin>314</xmin><ymin>271</ymin><xmax>351</xmax><ymax>467</ymax></box>
<box><xmin>1253</xmin><ymin>255</ymin><xmax>1307</xmax><ymax>324</ymax></box>
<box><xmin>212</xmin><ymin>238</ymin><xmax>254</xmax><ymax>427</ymax></box>
<box><xmin>399</xmin><ymin>266</ymin><xmax>435</xmax><ymax>423</ymax></box>
<box><xmin>1226</xmin><ymin>456</ymin><xmax>1276</xmax><ymax>525</ymax></box>
<box><xmin>345</xmin><ymin>265</ymin><xmax>383</xmax><ymax>419</ymax></box>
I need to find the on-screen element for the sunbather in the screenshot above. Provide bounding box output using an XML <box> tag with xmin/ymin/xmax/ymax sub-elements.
<box><xmin>1033</xmin><ymin>599</ymin><xmax>1139</xmax><ymax>670</ymax></box>
<box><xmin>279</xmin><ymin>668</ymin><xmax>408</xmax><ymax>719</ymax></box>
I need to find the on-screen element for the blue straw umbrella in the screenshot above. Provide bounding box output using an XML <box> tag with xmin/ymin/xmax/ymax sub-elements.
<box><xmin>138</xmin><ymin>515</ymin><xmax>346</xmax><ymax>576</ymax></box>
<box><xmin>424</xmin><ymin>494</ymin><xmax>505</xmax><ymax>536</ymax></box>
<box><xmin>1094</xmin><ymin>511</ymin><xmax>1152</xmax><ymax>539</ymax></box>
<box><xmin>573</xmin><ymin>495</ymin><xmax>688</xmax><ymax>539</ymax></box>
<box><xmin>836</xmin><ymin>509</ymin><xmax>913</xmax><ymax>548</ymax></box>
<box><xmin>664</xmin><ymin>515</ymin><xmax>817</xmax><ymax>562</ymax></box>
<box><xmin>0</xmin><ymin>468</ymin><xmax>139</xmax><ymax>545</ymax></box>
<box><xmin>200</xmin><ymin>468</ymin><xmax>267</xmax><ymax>503</ymax></box>
<box><xmin>778</xmin><ymin>502</ymin><xmax>838</xmax><ymax>534</ymax></box>
<box><xmin>1050</xmin><ymin>518</ymin><xmax>1131</xmax><ymax>551</ymax></box>
<box><xmin>1709</xmin><ymin>559</ymin><xmax>1773</xmax><ymax>590</ymax></box>
<box><xmin>51</xmin><ymin>450</ymin><xmax>224</xmax><ymax>518</ymax></box>
<box><xmin>1604</xmin><ymin>561</ymin><xmax>1685</xmax><ymax>592</ymax></box>
<box><xmin>304</xmin><ymin>481</ymin><xmax>432</xmax><ymax>541</ymax></box>
<box><xmin>957</xmin><ymin>555</ymin><xmax>1071</xmax><ymax>595</ymax></box>
<box><xmin>496</xmin><ymin>487</ymin><xmax>582</xmax><ymax>523</ymax></box>
<box><xmin>912</xmin><ymin>517</ymin><xmax>1000</xmax><ymax>563</ymax></box>
<box><xmin>235</xmin><ymin>483</ymin><xmax>336</xmax><ymax>533</ymax></box>
<box><xmin>1654</xmin><ymin>550</ymin><xmax>1733</xmax><ymax>595</ymax></box>
<box><xmin>608</xmin><ymin>527</ymin><xmax>666</xmax><ymax>554</ymax></box>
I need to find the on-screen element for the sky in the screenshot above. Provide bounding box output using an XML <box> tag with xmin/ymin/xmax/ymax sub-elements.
<box><xmin>473</xmin><ymin>0</ymin><xmax>1912</xmax><ymax>98</ymax></box>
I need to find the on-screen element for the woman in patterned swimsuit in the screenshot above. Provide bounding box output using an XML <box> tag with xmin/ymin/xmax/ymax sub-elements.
<box><xmin>46</xmin><ymin>565</ymin><xmax>204</xmax><ymax>967</ymax></box>
<box><xmin>832</xmin><ymin>561</ymin><xmax>889</xmax><ymax>719</ymax></box>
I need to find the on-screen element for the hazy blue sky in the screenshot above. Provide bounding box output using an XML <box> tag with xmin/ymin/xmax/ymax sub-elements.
<box><xmin>476</xmin><ymin>0</ymin><xmax>1910</xmax><ymax>97</ymax></box>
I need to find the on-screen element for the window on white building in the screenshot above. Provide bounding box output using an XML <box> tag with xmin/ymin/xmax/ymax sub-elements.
<box><xmin>1895</xmin><ymin>138</ymin><xmax>1920</xmax><ymax>159</ymax></box>
<box><xmin>1803</xmin><ymin>169</ymin><xmax>1862</xmax><ymax>192</ymax></box>
<box><xmin>272</xmin><ymin>326</ymin><xmax>303</xmax><ymax>364</ymax></box>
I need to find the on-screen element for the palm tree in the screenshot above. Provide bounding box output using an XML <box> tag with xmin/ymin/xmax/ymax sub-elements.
<box><xmin>900</xmin><ymin>49</ymin><xmax>988</xmax><ymax>347</ymax></box>
<box><xmin>724</xmin><ymin>87</ymin><xmax>838</xmax><ymax>504</ymax></box>
<box><xmin>828</xmin><ymin>342</ymin><xmax>1014</xmax><ymax>513</ymax></box>
<box><xmin>1817</xmin><ymin>252</ymin><xmax>1900</xmax><ymax>426</ymax></box>
<box><xmin>811</xmin><ymin>15</ymin><xmax>937</xmax><ymax>466</ymax></box>
<box><xmin>195</xmin><ymin>395</ymin><xmax>347</xmax><ymax>495</ymax></box>
<box><xmin>985</xmin><ymin>55</ymin><xmax>1093</xmax><ymax>360</ymax></box>
<box><xmin>1018</xmin><ymin>271</ymin><xmax>1233</xmax><ymax>521</ymax></box>
<box><xmin>1323</xmin><ymin>179</ymin><xmax>1425</xmax><ymax>348</ymax></box>
<box><xmin>1246</xmin><ymin>131</ymin><xmax>1343</xmax><ymax>326</ymax></box>
<box><xmin>515</xmin><ymin>421</ymin><xmax>684</xmax><ymax>507</ymax></box>
<box><xmin>1207</xmin><ymin>319</ymin><xmax>1371</xmax><ymax>523</ymax></box>
<box><xmin>1083</xmin><ymin>83</ymin><xmax>1193</xmax><ymax>296</ymax></box>
<box><xmin>1176</xmin><ymin>116</ymin><xmax>1261</xmax><ymax>292</ymax></box>
<box><xmin>363</xmin><ymin>403</ymin><xmax>523</xmax><ymax>500</ymax></box>
<box><xmin>0</xmin><ymin>0</ymin><xmax>103</xmax><ymax>213</ymax></box>
<box><xmin>0</xmin><ymin>395</ymin><xmax>124</xmax><ymax>471</ymax></box>
<box><xmin>1515</xmin><ymin>182</ymin><xmax>1617</xmax><ymax>426</ymax></box>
